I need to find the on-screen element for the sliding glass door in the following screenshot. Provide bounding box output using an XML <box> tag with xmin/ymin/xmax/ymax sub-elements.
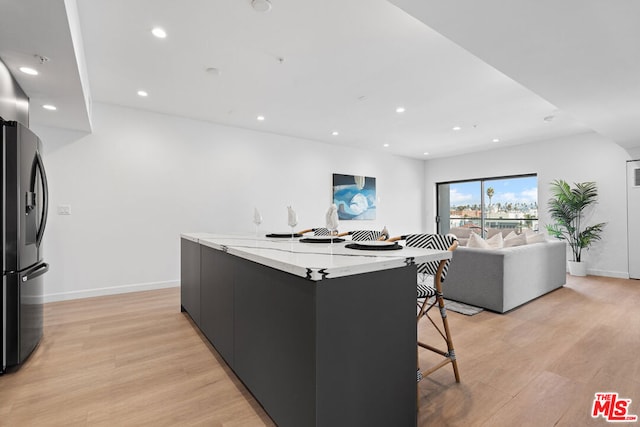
<box><xmin>437</xmin><ymin>181</ymin><xmax>483</xmax><ymax>235</ymax></box>
<box><xmin>437</xmin><ymin>174</ymin><xmax>538</xmax><ymax>237</ymax></box>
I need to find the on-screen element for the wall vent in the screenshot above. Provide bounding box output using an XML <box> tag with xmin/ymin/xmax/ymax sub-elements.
<box><xmin>636</xmin><ymin>168</ymin><xmax>640</xmax><ymax>187</ymax></box>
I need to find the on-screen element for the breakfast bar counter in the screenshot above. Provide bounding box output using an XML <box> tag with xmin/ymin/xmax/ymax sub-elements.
<box><xmin>180</xmin><ymin>233</ymin><xmax>451</xmax><ymax>427</ymax></box>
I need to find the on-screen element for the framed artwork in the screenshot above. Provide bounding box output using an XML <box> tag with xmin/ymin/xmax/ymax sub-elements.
<box><xmin>332</xmin><ymin>173</ymin><xmax>376</xmax><ymax>220</ymax></box>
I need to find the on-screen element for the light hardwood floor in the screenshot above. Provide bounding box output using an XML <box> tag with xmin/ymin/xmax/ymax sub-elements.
<box><xmin>1</xmin><ymin>275</ymin><xmax>639</xmax><ymax>426</ymax></box>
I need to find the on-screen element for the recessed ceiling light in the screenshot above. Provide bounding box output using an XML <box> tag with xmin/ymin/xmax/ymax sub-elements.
<box><xmin>42</xmin><ymin>104</ymin><xmax>57</xmax><ymax>111</ymax></box>
<box><xmin>383</xmin><ymin>143</ymin><xmax>390</xmax><ymax>148</ymax></box>
<box><xmin>396</xmin><ymin>107</ymin><xmax>406</xmax><ymax>113</ymax></box>
<box><xmin>206</xmin><ymin>67</ymin><xmax>221</xmax><ymax>75</ymax></box>
<box><xmin>452</xmin><ymin>126</ymin><xmax>462</xmax><ymax>131</ymax></box>
<box><xmin>19</xmin><ymin>67</ymin><xmax>38</xmax><ymax>75</ymax></box>
<box><xmin>423</xmin><ymin>152</ymin><xmax>429</xmax><ymax>155</ymax></box>
<box><xmin>151</xmin><ymin>27</ymin><xmax>167</xmax><ymax>38</ymax></box>
<box><xmin>137</xmin><ymin>90</ymin><xmax>148</xmax><ymax>97</ymax></box>
<box><xmin>492</xmin><ymin>138</ymin><xmax>500</xmax><ymax>143</ymax></box>
<box><xmin>251</xmin><ymin>0</ymin><xmax>272</xmax><ymax>12</ymax></box>
<box><xmin>257</xmin><ymin>115</ymin><xmax>265</xmax><ymax>121</ymax></box>
<box><xmin>331</xmin><ymin>131</ymin><xmax>339</xmax><ymax>136</ymax></box>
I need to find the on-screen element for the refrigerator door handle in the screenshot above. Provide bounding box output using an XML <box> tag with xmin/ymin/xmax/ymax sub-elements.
<box><xmin>25</xmin><ymin>191</ymin><xmax>36</xmax><ymax>212</ymax></box>
<box><xmin>20</xmin><ymin>263</ymin><xmax>49</xmax><ymax>282</ymax></box>
<box><xmin>31</xmin><ymin>151</ymin><xmax>49</xmax><ymax>247</ymax></box>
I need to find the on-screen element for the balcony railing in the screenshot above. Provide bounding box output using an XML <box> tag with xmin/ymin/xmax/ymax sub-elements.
<box><xmin>449</xmin><ymin>217</ymin><xmax>539</xmax><ymax>233</ymax></box>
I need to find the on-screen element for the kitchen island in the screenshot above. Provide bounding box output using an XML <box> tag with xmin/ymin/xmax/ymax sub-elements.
<box><xmin>180</xmin><ymin>233</ymin><xmax>451</xmax><ymax>427</ymax></box>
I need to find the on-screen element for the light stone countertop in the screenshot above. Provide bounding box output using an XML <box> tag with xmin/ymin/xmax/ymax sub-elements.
<box><xmin>181</xmin><ymin>233</ymin><xmax>451</xmax><ymax>281</ymax></box>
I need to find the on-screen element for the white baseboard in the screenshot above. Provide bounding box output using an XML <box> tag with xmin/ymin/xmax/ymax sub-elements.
<box><xmin>586</xmin><ymin>269</ymin><xmax>630</xmax><ymax>279</ymax></box>
<box><xmin>43</xmin><ymin>280</ymin><xmax>180</xmax><ymax>303</ymax></box>
<box><xmin>564</xmin><ymin>268</ymin><xmax>630</xmax><ymax>279</ymax></box>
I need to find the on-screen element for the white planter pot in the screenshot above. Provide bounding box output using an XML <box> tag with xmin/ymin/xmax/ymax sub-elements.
<box><xmin>568</xmin><ymin>260</ymin><xmax>587</xmax><ymax>276</ymax></box>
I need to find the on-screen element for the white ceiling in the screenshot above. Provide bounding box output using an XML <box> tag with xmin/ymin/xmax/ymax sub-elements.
<box><xmin>1</xmin><ymin>0</ymin><xmax>638</xmax><ymax>159</ymax></box>
<box><xmin>391</xmin><ymin>0</ymin><xmax>640</xmax><ymax>152</ymax></box>
<box><xmin>0</xmin><ymin>0</ymin><xmax>91</xmax><ymax>131</ymax></box>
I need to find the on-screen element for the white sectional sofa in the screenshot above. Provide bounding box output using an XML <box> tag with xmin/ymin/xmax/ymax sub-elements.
<box><xmin>443</xmin><ymin>240</ymin><xmax>567</xmax><ymax>313</ymax></box>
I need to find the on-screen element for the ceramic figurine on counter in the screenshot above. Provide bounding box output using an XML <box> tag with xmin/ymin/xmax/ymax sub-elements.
<box><xmin>287</xmin><ymin>206</ymin><xmax>298</xmax><ymax>238</ymax></box>
<box><xmin>326</xmin><ymin>204</ymin><xmax>339</xmax><ymax>236</ymax></box>
<box><xmin>253</xmin><ymin>207</ymin><xmax>262</xmax><ymax>238</ymax></box>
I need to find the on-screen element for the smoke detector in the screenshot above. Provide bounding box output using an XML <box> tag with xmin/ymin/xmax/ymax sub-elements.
<box><xmin>251</xmin><ymin>0</ymin><xmax>272</xmax><ymax>12</ymax></box>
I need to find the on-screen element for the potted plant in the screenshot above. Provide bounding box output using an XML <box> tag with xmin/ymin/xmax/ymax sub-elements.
<box><xmin>546</xmin><ymin>180</ymin><xmax>606</xmax><ymax>276</ymax></box>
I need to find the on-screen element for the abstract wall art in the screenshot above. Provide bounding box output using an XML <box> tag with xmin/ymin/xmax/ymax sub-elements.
<box><xmin>332</xmin><ymin>173</ymin><xmax>376</xmax><ymax>220</ymax></box>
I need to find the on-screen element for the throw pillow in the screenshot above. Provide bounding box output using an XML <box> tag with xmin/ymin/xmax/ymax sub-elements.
<box><xmin>503</xmin><ymin>231</ymin><xmax>526</xmax><ymax>247</ymax></box>
<box><xmin>525</xmin><ymin>231</ymin><xmax>547</xmax><ymax>244</ymax></box>
<box><xmin>467</xmin><ymin>232</ymin><xmax>490</xmax><ymax>249</ymax></box>
<box><xmin>504</xmin><ymin>231</ymin><xmax>517</xmax><ymax>240</ymax></box>
<box><xmin>486</xmin><ymin>232</ymin><xmax>504</xmax><ymax>249</ymax></box>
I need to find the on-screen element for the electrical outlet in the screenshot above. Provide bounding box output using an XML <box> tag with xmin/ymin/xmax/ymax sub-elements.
<box><xmin>57</xmin><ymin>205</ymin><xmax>71</xmax><ymax>215</ymax></box>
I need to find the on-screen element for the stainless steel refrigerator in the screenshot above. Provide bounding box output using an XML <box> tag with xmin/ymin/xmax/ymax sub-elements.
<box><xmin>1</xmin><ymin>118</ymin><xmax>49</xmax><ymax>373</ymax></box>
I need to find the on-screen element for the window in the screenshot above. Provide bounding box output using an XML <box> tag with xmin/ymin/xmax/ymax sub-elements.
<box><xmin>437</xmin><ymin>174</ymin><xmax>538</xmax><ymax>237</ymax></box>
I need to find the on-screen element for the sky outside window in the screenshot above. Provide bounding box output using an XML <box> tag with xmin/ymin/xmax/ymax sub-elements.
<box><xmin>450</xmin><ymin>176</ymin><xmax>538</xmax><ymax>208</ymax></box>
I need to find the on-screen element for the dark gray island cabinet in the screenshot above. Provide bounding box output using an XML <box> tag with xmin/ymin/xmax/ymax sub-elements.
<box><xmin>180</xmin><ymin>233</ymin><xmax>451</xmax><ymax>427</ymax></box>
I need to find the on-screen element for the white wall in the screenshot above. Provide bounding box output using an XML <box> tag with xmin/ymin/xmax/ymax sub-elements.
<box><xmin>33</xmin><ymin>103</ymin><xmax>425</xmax><ymax>301</ymax></box>
<box><xmin>424</xmin><ymin>132</ymin><xmax>632</xmax><ymax>278</ymax></box>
